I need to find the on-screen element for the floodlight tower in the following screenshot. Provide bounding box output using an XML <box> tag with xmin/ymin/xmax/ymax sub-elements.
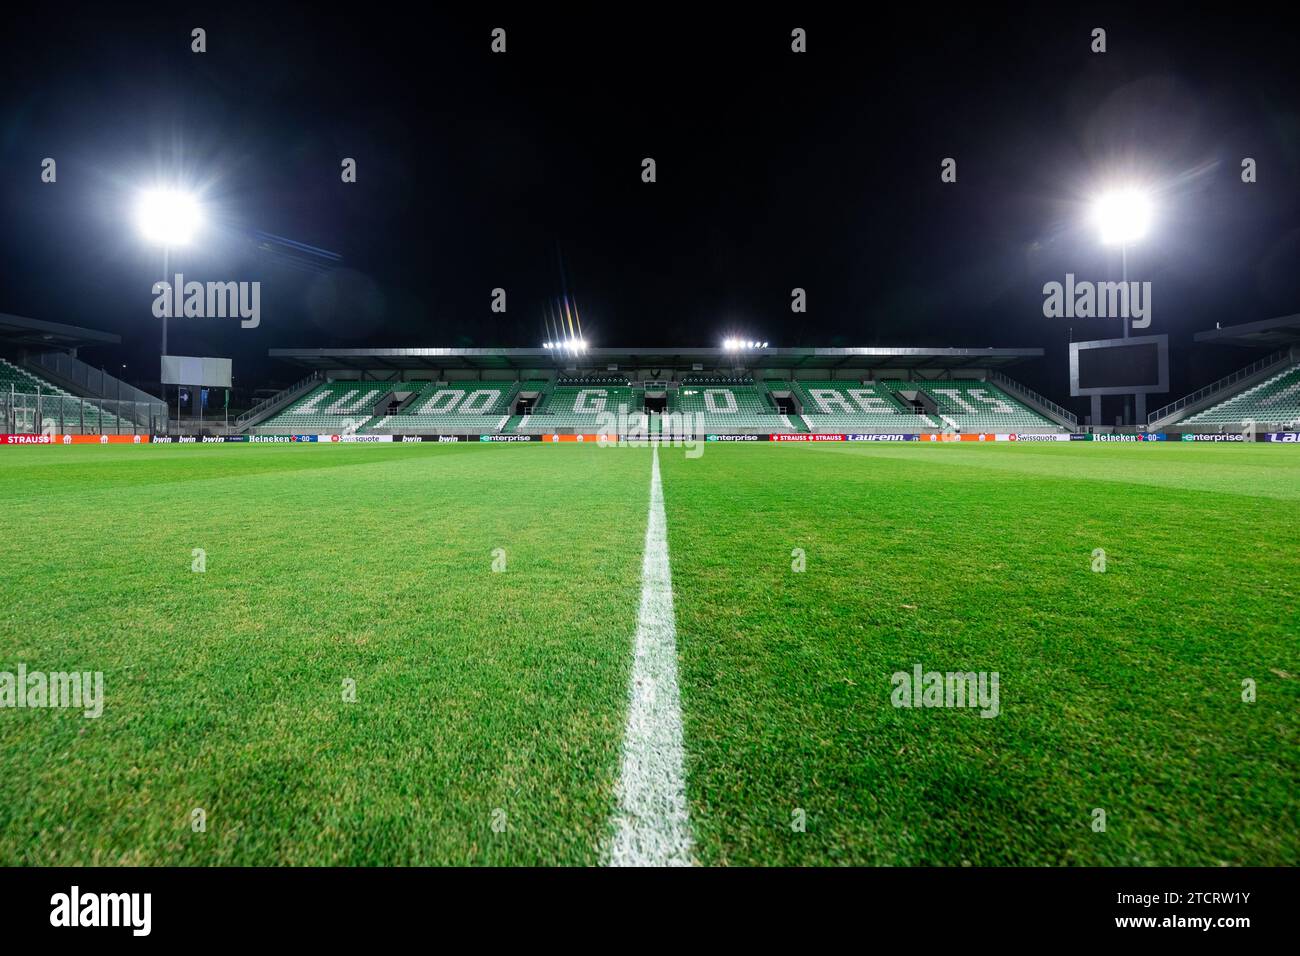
<box><xmin>135</xmin><ymin>188</ymin><xmax>202</xmax><ymax>433</ymax></box>
<box><xmin>1091</xmin><ymin>188</ymin><xmax>1152</xmax><ymax>425</ymax></box>
<box><xmin>135</xmin><ymin>188</ymin><xmax>202</xmax><ymax>356</ymax></box>
<box><xmin>1091</xmin><ymin>188</ymin><xmax>1152</xmax><ymax>339</ymax></box>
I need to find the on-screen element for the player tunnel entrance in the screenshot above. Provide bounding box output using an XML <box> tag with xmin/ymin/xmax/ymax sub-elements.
<box><xmin>513</xmin><ymin>389</ymin><xmax>542</xmax><ymax>414</ymax></box>
<box><xmin>893</xmin><ymin>389</ymin><xmax>937</xmax><ymax>415</ymax></box>
<box><xmin>769</xmin><ymin>392</ymin><xmax>798</xmax><ymax>415</ymax></box>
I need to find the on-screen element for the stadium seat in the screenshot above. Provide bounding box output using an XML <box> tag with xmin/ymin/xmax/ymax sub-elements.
<box><xmin>791</xmin><ymin>380</ymin><xmax>939</xmax><ymax>431</ymax></box>
<box><xmin>521</xmin><ymin>383</ymin><xmax>637</xmax><ymax>432</ymax></box>
<box><xmin>0</xmin><ymin>357</ymin><xmax>133</xmax><ymax>433</ymax></box>
<box><xmin>1181</xmin><ymin>363</ymin><xmax>1300</xmax><ymax>428</ymax></box>
<box><xmin>259</xmin><ymin>381</ymin><xmax>404</xmax><ymax>432</ymax></box>
<box><xmin>882</xmin><ymin>379</ymin><xmax>1059</xmax><ymax>432</ymax></box>
<box><xmin>674</xmin><ymin>377</ymin><xmax>789</xmax><ymax>432</ymax></box>
<box><xmin>370</xmin><ymin>382</ymin><xmax>517</xmax><ymax>432</ymax></box>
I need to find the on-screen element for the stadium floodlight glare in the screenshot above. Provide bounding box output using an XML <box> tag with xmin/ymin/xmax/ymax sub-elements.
<box><xmin>544</xmin><ymin>338</ymin><xmax>587</xmax><ymax>353</ymax></box>
<box><xmin>723</xmin><ymin>337</ymin><xmax>766</xmax><ymax>351</ymax></box>
<box><xmin>135</xmin><ymin>188</ymin><xmax>203</xmax><ymax>247</ymax></box>
<box><xmin>1090</xmin><ymin>188</ymin><xmax>1152</xmax><ymax>246</ymax></box>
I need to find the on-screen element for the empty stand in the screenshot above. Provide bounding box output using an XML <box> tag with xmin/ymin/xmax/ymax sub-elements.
<box><xmin>0</xmin><ymin>357</ymin><xmax>140</xmax><ymax>433</ymax></box>
<box><xmin>674</xmin><ymin>377</ymin><xmax>789</xmax><ymax>432</ymax></box>
<box><xmin>883</xmin><ymin>379</ymin><xmax>1059</xmax><ymax>432</ymax></box>
<box><xmin>1181</xmin><ymin>363</ymin><xmax>1300</xmax><ymax>428</ymax></box>
<box><xmin>519</xmin><ymin>383</ymin><xmax>638</xmax><ymax>432</ymax></box>
<box><xmin>370</xmin><ymin>382</ymin><xmax>515</xmax><ymax>433</ymax></box>
<box><xmin>257</xmin><ymin>380</ymin><xmax>398</xmax><ymax>432</ymax></box>
<box><xmin>791</xmin><ymin>380</ymin><xmax>938</xmax><ymax>431</ymax></box>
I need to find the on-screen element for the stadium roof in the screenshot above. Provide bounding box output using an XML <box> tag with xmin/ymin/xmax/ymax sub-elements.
<box><xmin>268</xmin><ymin>346</ymin><xmax>1044</xmax><ymax>372</ymax></box>
<box><xmin>1193</xmin><ymin>313</ymin><xmax>1300</xmax><ymax>348</ymax></box>
<box><xmin>0</xmin><ymin>312</ymin><xmax>121</xmax><ymax>348</ymax></box>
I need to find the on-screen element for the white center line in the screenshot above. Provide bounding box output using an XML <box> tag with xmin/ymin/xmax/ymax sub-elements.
<box><xmin>606</xmin><ymin>443</ymin><xmax>694</xmax><ymax>866</ymax></box>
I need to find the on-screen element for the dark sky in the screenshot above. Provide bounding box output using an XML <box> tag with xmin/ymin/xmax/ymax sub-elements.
<box><xmin>2</xmin><ymin>4</ymin><xmax>1298</xmax><ymax>406</ymax></box>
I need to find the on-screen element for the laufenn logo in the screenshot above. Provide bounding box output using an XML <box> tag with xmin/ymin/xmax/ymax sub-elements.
<box><xmin>1043</xmin><ymin>273</ymin><xmax>1151</xmax><ymax>329</ymax></box>
<box><xmin>0</xmin><ymin>666</ymin><xmax>103</xmax><ymax>718</ymax></box>
<box><xmin>50</xmin><ymin>886</ymin><xmax>151</xmax><ymax>936</ymax></box>
<box><xmin>151</xmin><ymin>273</ymin><xmax>260</xmax><ymax>328</ymax></box>
<box><xmin>890</xmin><ymin>663</ymin><xmax>999</xmax><ymax>717</ymax></box>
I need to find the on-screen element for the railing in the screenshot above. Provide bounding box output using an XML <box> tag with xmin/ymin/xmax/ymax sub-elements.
<box><xmin>25</xmin><ymin>351</ymin><xmax>163</xmax><ymax>407</ymax></box>
<box><xmin>235</xmin><ymin>372</ymin><xmax>322</xmax><ymax>428</ymax></box>
<box><xmin>1</xmin><ymin>387</ymin><xmax>166</xmax><ymax>435</ymax></box>
<box><xmin>987</xmin><ymin>371</ymin><xmax>1078</xmax><ymax>427</ymax></box>
<box><xmin>1147</xmin><ymin>349</ymin><xmax>1294</xmax><ymax>426</ymax></box>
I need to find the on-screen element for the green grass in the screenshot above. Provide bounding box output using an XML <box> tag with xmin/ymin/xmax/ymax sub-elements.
<box><xmin>660</xmin><ymin>442</ymin><xmax>1300</xmax><ymax>865</ymax></box>
<box><xmin>0</xmin><ymin>443</ymin><xmax>650</xmax><ymax>865</ymax></box>
<box><xmin>0</xmin><ymin>441</ymin><xmax>1296</xmax><ymax>865</ymax></box>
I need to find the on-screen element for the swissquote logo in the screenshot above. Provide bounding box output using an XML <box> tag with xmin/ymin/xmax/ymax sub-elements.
<box><xmin>50</xmin><ymin>886</ymin><xmax>151</xmax><ymax>936</ymax></box>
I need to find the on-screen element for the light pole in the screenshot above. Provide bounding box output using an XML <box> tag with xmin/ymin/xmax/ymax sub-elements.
<box><xmin>1091</xmin><ymin>187</ymin><xmax>1152</xmax><ymax>423</ymax></box>
<box><xmin>135</xmin><ymin>188</ymin><xmax>202</xmax><ymax>432</ymax></box>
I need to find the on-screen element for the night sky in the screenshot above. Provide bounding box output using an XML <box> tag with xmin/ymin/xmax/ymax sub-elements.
<box><xmin>2</xmin><ymin>5</ymin><xmax>1297</xmax><ymax>409</ymax></box>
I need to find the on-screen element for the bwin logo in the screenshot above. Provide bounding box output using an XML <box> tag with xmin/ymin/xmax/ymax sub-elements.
<box><xmin>152</xmin><ymin>273</ymin><xmax>260</xmax><ymax>328</ymax></box>
<box><xmin>50</xmin><ymin>886</ymin><xmax>151</xmax><ymax>936</ymax></box>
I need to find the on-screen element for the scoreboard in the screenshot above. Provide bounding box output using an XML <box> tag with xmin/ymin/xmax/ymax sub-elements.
<box><xmin>1069</xmin><ymin>334</ymin><xmax>1169</xmax><ymax>397</ymax></box>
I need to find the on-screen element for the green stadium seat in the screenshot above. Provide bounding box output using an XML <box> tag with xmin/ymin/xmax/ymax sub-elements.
<box><xmin>881</xmin><ymin>379</ymin><xmax>1059</xmax><ymax>432</ymax></box>
<box><xmin>520</xmin><ymin>383</ymin><xmax>637</xmax><ymax>432</ymax></box>
<box><xmin>370</xmin><ymin>382</ymin><xmax>517</xmax><ymax>432</ymax></box>
<box><xmin>674</xmin><ymin>378</ymin><xmax>789</xmax><ymax>432</ymax></box>
<box><xmin>0</xmin><ymin>358</ymin><xmax>134</xmax><ymax>433</ymax></box>
<box><xmin>259</xmin><ymin>381</ymin><xmax>404</xmax><ymax>432</ymax></box>
<box><xmin>1181</xmin><ymin>364</ymin><xmax>1300</xmax><ymax>428</ymax></box>
<box><xmin>790</xmin><ymin>380</ymin><xmax>939</xmax><ymax>431</ymax></box>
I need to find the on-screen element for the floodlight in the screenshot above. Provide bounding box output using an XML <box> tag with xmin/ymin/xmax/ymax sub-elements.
<box><xmin>1091</xmin><ymin>188</ymin><xmax>1152</xmax><ymax>246</ymax></box>
<box><xmin>135</xmin><ymin>189</ymin><xmax>202</xmax><ymax>246</ymax></box>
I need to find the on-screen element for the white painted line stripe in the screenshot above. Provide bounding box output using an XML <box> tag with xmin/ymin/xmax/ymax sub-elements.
<box><xmin>606</xmin><ymin>443</ymin><xmax>694</xmax><ymax>866</ymax></box>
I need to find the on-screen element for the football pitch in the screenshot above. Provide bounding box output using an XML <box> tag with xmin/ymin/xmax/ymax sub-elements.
<box><xmin>0</xmin><ymin>442</ymin><xmax>1296</xmax><ymax>866</ymax></box>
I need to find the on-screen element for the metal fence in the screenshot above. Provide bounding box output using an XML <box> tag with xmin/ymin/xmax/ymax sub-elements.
<box><xmin>26</xmin><ymin>350</ymin><xmax>164</xmax><ymax>407</ymax></box>
<box><xmin>1</xmin><ymin>388</ymin><xmax>167</xmax><ymax>435</ymax></box>
<box><xmin>235</xmin><ymin>372</ymin><xmax>322</xmax><ymax>428</ymax></box>
<box><xmin>987</xmin><ymin>370</ymin><xmax>1079</xmax><ymax>427</ymax></box>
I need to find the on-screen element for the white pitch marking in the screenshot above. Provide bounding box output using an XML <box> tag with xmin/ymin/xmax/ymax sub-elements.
<box><xmin>606</xmin><ymin>443</ymin><xmax>694</xmax><ymax>866</ymax></box>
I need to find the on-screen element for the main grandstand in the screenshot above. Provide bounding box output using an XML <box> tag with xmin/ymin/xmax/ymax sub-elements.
<box><xmin>244</xmin><ymin>346</ymin><xmax>1076</xmax><ymax>436</ymax></box>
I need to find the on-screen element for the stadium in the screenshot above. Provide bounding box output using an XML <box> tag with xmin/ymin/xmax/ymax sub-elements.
<box><xmin>3</xmin><ymin>318</ymin><xmax>1298</xmax><ymax>870</ymax></box>
<box><xmin>0</xmin><ymin>7</ymin><xmax>1296</xmax><ymax>928</ymax></box>
<box><xmin>6</xmin><ymin>326</ymin><xmax>1300</xmax><ymax>444</ymax></box>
